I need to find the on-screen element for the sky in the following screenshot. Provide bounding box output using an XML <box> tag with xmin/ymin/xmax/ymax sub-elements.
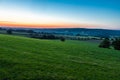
<box><xmin>0</xmin><ymin>0</ymin><xmax>120</xmax><ymax>29</ymax></box>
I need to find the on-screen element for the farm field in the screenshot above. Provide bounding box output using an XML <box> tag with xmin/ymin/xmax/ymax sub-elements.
<box><xmin>0</xmin><ymin>34</ymin><xmax>120</xmax><ymax>80</ymax></box>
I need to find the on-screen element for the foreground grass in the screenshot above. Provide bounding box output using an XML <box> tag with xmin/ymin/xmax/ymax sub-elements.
<box><xmin>0</xmin><ymin>34</ymin><xmax>120</xmax><ymax>80</ymax></box>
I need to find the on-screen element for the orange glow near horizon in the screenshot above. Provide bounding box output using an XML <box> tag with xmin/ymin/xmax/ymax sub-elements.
<box><xmin>0</xmin><ymin>21</ymin><xmax>97</xmax><ymax>28</ymax></box>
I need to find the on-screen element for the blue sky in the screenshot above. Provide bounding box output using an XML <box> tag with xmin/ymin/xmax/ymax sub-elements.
<box><xmin>0</xmin><ymin>0</ymin><xmax>120</xmax><ymax>29</ymax></box>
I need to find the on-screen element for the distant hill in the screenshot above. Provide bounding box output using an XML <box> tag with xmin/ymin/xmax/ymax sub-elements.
<box><xmin>1</xmin><ymin>27</ymin><xmax>120</xmax><ymax>37</ymax></box>
<box><xmin>22</xmin><ymin>28</ymin><xmax>120</xmax><ymax>37</ymax></box>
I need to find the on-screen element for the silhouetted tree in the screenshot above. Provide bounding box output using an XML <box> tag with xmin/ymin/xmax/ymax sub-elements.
<box><xmin>112</xmin><ymin>38</ymin><xmax>120</xmax><ymax>50</ymax></box>
<box><xmin>60</xmin><ymin>37</ymin><xmax>65</xmax><ymax>42</ymax></box>
<box><xmin>99</xmin><ymin>38</ymin><xmax>110</xmax><ymax>48</ymax></box>
<box><xmin>6</xmin><ymin>29</ymin><xmax>12</xmax><ymax>34</ymax></box>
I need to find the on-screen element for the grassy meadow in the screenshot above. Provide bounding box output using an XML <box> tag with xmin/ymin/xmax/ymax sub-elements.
<box><xmin>0</xmin><ymin>34</ymin><xmax>120</xmax><ymax>80</ymax></box>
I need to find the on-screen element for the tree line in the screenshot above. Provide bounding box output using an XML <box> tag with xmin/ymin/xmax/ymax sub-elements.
<box><xmin>99</xmin><ymin>38</ymin><xmax>120</xmax><ymax>50</ymax></box>
<box><xmin>6</xmin><ymin>29</ymin><xmax>66</xmax><ymax>42</ymax></box>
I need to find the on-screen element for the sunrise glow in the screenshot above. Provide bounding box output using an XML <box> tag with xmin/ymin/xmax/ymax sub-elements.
<box><xmin>0</xmin><ymin>0</ymin><xmax>120</xmax><ymax>29</ymax></box>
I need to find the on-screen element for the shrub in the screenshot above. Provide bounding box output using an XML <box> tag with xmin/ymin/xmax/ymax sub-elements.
<box><xmin>99</xmin><ymin>38</ymin><xmax>110</xmax><ymax>48</ymax></box>
<box><xmin>60</xmin><ymin>37</ymin><xmax>65</xmax><ymax>42</ymax></box>
<box><xmin>112</xmin><ymin>38</ymin><xmax>120</xmax><ymax>50</ymax></box>
<box><xmin>6</xmin><ymin>29</ymin><xmax>12</xmax><ymax>34</ymax></box>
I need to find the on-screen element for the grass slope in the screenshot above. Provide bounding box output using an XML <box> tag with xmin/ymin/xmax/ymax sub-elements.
<box><xmin>0</xmin><ymin>34</ymin><xmax>120</xmax><ymax>80</ymax></box>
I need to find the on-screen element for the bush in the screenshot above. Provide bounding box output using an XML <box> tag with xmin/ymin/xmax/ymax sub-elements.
<box><xmin>60</xmin><ymin>37</ymin><xmax>65</xmax><ymax>42</ymax></box>
<box><xmin>112</xmin><ymin>38</ymin><xmax>120</xmax><ymax>50</ymax></box>
<box><xmin>6</xmin><ymin>29</ymin><xmax>12</xmax><ymax>34</ymax></box>
<box><xmin>99</xmin><ymin>38</ymin><xmax>110</xmax><ymax>48</ymax></box>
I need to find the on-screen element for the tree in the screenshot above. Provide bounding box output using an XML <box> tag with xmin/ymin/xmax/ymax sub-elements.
<box><xmin>99</xmin><ymin>38</ymin><xmax>110</xmax><ymax>48</ymax></box>
<box><xmin>112</xmin><ymin>38</ymin><xmax>120</xmax><ymax>50</ymax></box>
<box><xmin>60</xmin><ymin>37</ymin><xmax>65</xmax><ymax>42</ymax></box>
<box><xmin>6</xmin><ymin>29</ymin><xmax>12</xmax><ymax>34</ymax></box>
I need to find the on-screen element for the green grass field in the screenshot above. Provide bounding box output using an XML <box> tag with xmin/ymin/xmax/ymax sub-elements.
<box><xmin>0</xmin><ymin>34</ymin><xmax>120</xmax><ymax>80</ymax></box>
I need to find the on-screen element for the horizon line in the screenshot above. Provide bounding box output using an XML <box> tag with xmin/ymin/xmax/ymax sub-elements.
<box><xmin>0</xmin><ymin>21</ymin><xmax>98</xmax><ymax>28</ymax></box>
<box><xmin>0</xmin><ymin>21</ymin><xmax>119</xmax><ymax>30</ymax></box>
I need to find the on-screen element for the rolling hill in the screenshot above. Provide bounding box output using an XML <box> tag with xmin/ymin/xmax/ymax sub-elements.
<box><xmin>0</xmin><ymin>34</ymin><xmax>120</xmax><ymax>80</ymax></box>
<box><xmin>1</xmin><ymin>27</ymin><xmax>120</xmax><ymax>37</ymax></box>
